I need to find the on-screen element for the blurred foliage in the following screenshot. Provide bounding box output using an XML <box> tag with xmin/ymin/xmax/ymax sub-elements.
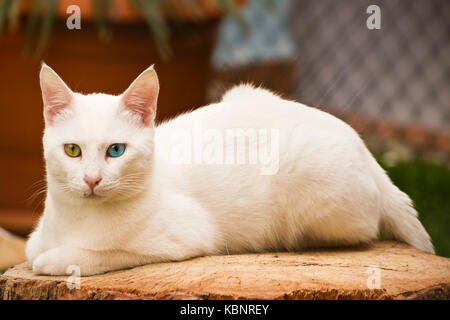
<box><xmin>377</xmin><ymin>155</ymin><xmax>450</xmax><ymax>258</ymax></box>
<box><xmin>0</xmin><ymin>0</ymin><xmax>242</xmax><ymax>58</ymax></box>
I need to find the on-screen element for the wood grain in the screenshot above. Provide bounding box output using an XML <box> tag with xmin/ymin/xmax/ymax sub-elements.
<box><xmin>1</xmin><ymin>240</ymin><xmax>449</xmax><ymax>300</ymax></box>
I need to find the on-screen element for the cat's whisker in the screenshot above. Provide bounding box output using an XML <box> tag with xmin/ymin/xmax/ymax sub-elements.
<box><xmin>28</xmin><ymin>178</ymin><xmax>47</xmax><ymax>187</ymax></box>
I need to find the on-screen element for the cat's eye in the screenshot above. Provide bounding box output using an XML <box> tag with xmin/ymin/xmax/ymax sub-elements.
<box><xmin>107</xmin><ymin>143</ymin><xmax>126</xmax><ymax>158</ymax></box>
<box><xmin>64</xmin><ymin>144</ymin><xmax>81</xmax><ymax>157</ymax></box>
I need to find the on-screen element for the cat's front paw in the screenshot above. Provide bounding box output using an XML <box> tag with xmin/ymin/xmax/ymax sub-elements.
<box><xmin>32</xmin><ymin>248</ymin><xmax>75</xmax><ymax>276</ymax></box>
<box><xmin>25</xmin><ymin>230</ymin><xmax>44</xmax><ymax>263</ymax></box>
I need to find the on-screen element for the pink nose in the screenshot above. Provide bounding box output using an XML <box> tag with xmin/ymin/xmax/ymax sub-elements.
<box><xmin>83</xmin><ymin>174</ymin><xmax>102</xmax><ymax>191</ymax></box>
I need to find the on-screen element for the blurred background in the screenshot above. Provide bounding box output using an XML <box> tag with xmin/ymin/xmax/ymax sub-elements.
<box><xmin>0</xmin><ymin>0</ymin><xmax>449</xmax><ymax>272</ymax></box>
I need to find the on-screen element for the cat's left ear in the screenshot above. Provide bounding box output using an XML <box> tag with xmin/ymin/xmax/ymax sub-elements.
<box><xmin>39</xmin><ymin>63</ymin><xmax>74</xmax><ymax>125</ymax></box>
<box><xmin>120</xmin><ymin>65</ymin><xmax>159</xmax><ymax>126</ymax></box>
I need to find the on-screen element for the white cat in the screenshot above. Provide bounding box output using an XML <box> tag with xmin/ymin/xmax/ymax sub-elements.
<box><xmin>26</xmin><ymin>64</ymin><xmax>434</xmax><ymax>276</ymax></box>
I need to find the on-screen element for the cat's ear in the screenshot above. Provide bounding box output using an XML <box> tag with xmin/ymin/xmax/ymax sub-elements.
<box><xmin>39</xmin><ymin>63</ymin><xmax>74</xmax><ymax>125</ymax></box>
<box><xmin>120</xmin><ymin>65</ymin><xmax>159</xmax><ymax>126</ymax></box>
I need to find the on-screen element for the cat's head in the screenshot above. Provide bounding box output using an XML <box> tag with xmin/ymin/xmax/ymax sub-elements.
<box><xmin>39</xmin><ymin>64</ymin><xmax>159</xmax><ymax>204</ymax></box>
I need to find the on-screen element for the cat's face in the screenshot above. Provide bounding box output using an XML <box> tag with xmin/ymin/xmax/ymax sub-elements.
<box><xmin>40</xmin><ymin>64</ymin><xmax>159</xmax><ymax>203</ymax></box>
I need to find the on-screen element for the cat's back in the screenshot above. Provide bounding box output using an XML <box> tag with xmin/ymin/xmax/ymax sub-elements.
<box><xmin>153</xmin><ymin>84</ymin><xmax>364</xmax><ymax>177</ymax></box>
<box><xmin>156</xmin><ymin>84</ymin><xmax>354</xmax><ymax>136</ymax></box>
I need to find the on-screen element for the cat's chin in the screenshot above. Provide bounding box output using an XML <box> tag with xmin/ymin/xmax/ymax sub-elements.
<box><xmin>83</xmin><ymin>193</ymin><xmax>103</xmax><ymax>199</ymax></box>
<box><xmin>80</xmin><ymin>192</ymin><xmax>108</xmax><ymax>203</ymax></box>
<box><xmin>79</xmin><ymin>191</ymin><xmax>135</xmax><ymax>204</ymax></box>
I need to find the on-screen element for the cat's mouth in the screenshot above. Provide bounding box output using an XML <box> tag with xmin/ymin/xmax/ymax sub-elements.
<box><xmin>83</xmin><ymin>192</ymin><xmax>103</xmax><ymax>199</ymax></box>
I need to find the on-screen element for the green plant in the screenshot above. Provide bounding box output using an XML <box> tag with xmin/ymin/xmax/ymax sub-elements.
<box><xmin>0</xmin><ymin>0</ymin><xmax>243</xmax><ymax>58</ymax></box>
<box><xmin>376</xmin><ymin>154</ymin><xmax>450</xmax><ymax>258</ymax></box>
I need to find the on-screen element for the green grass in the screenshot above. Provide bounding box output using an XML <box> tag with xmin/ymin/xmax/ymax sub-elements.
<box><xmin>376</xmin><ymin>156</ymin><xmax>450</xmax><ymax>258</ymax></box>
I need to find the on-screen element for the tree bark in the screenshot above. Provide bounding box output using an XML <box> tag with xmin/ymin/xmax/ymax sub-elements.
<box><xmin>1</xmin><ymin>240</ymin><xmax>449</xmax><ymax>300</ymax></box>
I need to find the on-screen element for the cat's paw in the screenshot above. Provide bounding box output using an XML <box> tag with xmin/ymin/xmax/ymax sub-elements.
<box><xmin>32</xmin><ymin>248</ymin><xmax>75</xmax><ymax>276</ymax></box>
<box><xmin>25</xmin><ymin>230</ymin><xmax>44</xmax><ymax>263</ymax></box>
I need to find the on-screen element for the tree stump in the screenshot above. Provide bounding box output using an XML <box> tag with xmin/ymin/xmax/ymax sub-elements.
<box><xmin>1</xmin><ymin>240</ymin><xmax>449</xmax><ymax>300</ymax></box>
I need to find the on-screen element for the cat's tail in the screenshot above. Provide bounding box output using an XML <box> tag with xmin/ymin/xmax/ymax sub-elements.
<box><xmin>374</xmin><ymin>160</ymin><xmax>434</xmax><ymax>254</ymax></box>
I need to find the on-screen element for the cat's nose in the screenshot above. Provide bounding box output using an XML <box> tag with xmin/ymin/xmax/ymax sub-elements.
<box><xmin>83</xmin><ymin>174</ymin><xmax>102</xmax><ymax>191</ymax></box>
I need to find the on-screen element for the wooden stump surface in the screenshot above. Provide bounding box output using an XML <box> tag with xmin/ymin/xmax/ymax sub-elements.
<box><xmin>1</xmin><ymin>240</ymin><xmax>449</xmax><ymax>300</ymax></box>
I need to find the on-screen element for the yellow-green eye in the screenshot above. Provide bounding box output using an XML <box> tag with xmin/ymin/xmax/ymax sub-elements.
<box><xmin>64</xmin><ymin>144</ymin><xmax>81</xmax><ymax>157</ymax></box>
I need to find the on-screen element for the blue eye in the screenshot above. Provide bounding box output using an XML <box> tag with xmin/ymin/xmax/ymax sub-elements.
<box><xmin>107</xmin><ymin>143</ymin><xmax>126</xmax><ymax>157</ymax></box>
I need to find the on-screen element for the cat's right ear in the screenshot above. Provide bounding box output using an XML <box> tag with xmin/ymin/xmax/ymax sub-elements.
<box><xmin>120</xmin><ymin>65</ymin><xmax>159</xmax><ymax>127</ymax></box>
<box><xmin>39</xmin><ymin>63</ymin><xmax>74</xmax><ymax>125</ymax></box>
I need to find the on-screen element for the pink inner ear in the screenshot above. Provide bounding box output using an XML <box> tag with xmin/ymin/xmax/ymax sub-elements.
<box><xmin>40</xmin><ymin>66</ymin><xmax>73</xmax><ymax>124</ymax></box>
<box><xmin>43</xmin><ymin>85</ymin><xmax>73</xmax><ymax>123</ymax></box>
<box><xmin>121</xmin><ymin>68</ymin><xmax>159</xmax><ymax>126</ymax></box>
<box><xmin>122</xmin><ymin>87</ymin><xmax>156</xmax><ymax>126</ymax></box>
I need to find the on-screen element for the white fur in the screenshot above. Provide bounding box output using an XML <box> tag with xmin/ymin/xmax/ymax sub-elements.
<box><xmin>26</xmin><ymin>66</ymin><xmax>434</xmax><ymax>276</ymax></box>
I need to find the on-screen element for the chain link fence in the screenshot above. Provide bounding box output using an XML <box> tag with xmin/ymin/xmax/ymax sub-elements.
<box><xmin>291</xmin><ymin>0</ymin><xmax>449</xmax><ymax>156</ymax></box>
<box><xmin>211</xmin><ymin>0</ymin><xmax>449</xmax><ymax>158</ymax></box>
